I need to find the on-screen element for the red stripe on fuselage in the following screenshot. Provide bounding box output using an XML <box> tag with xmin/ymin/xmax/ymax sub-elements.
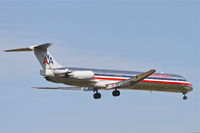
<box><xmin>94</xmin><ymin>77</ymin><xmax>125</xmax><ymax>81</ymax></box>
<box><xmin>142</xmin><ymin>80</ymin><xmax>191</xmax><ymax>85</ymax></box>
<box><xmin>93</xmin><ymin>77</ymin><xmax>192</xmax><ymax>86</ymax></box>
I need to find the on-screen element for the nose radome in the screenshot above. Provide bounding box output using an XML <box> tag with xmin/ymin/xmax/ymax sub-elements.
<box><xmin>185</xmin><ymin>85</ymin><xmax>193</xmax><ymax>92</ymax></box>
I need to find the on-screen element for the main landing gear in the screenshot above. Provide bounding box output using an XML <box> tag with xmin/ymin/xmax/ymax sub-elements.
<box><xmin>112</xmin><ymin>89</ymin><xmax>120</xmax><ymax>97</ymax></box>
<box><xmin>182</xmin><ymin>92</ymin><xmax>188</xmax><ymax>100</ymax></box>
<box><xmin>93</xmin><ymin>89</ymin><xmax>121</xmax><ymax>99</ymax></box>
<box><xmin>93</xmin><ymin>90</ymin><xmax>101</xmax><ymax>99</ymax></box>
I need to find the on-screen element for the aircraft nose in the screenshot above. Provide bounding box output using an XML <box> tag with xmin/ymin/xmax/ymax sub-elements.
<box><xmin>185</xmin><ymin>85</ymin><xmax>193</xmax><ymax>92</ymax></box>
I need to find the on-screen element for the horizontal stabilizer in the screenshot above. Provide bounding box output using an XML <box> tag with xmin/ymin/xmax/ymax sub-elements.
<box><xmin>34</xmin><ymin>43</ymin><xmax>52</xmax><ymax>50</ymax></box>
<box><xmin>4</xmin><ymin>43</ymin><xmax>52</xmax><ymax>52</ymax></box>
<box><xmin>4</xmin><ymin>46</ymin><xmax>34</xmax><ymax>52</ymax></box>
<box><xmin>33</xmin><ymin>86</ymin><xmax>94</xmax><ymax>91</ymax></box>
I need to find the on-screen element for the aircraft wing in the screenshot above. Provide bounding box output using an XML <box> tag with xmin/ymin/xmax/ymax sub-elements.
<box><xmin>33</xmin><ymin>87</ymin><xmax>94</xmax><ymax>91</ymax></box>
<box><xmin>106</xmin><ymin>69</ymin><xmax>156</xmax><ymax>89</ymax></box>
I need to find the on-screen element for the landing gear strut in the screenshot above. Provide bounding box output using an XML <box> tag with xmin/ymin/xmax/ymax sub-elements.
<box><xmin>112</xmin><ymin>89</ymin><xmax>120</xmax><ymax>97</ymax></box>
<box><xmin>182</xmin><ymin>92</ymin><xmax>188</xmax><ymax>100</ymax></box>
<box><xmin>93</xmin><ymin>90</ymin><xmax>101</xmax><ymax>99</ymax></box>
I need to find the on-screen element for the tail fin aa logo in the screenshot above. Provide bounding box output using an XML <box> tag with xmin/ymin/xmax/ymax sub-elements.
<box><xmin>43</xmin><ymin>55</ymin><xmax>54</xmax><ymax>64</ymax></box>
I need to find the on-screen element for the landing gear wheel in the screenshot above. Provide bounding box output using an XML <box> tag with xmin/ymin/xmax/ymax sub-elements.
<box><xmin>93</xmin><ymin>92</ymin><xmax>101</xmax><ymax>99</ymax></box>
<box><xmin>183</xmin><ymin>95</ymin><xmax>187</xmax><ymax>100</ymax></box>
<box><xmin>182</xmin><ymin>92</ymin><xmax>188</xmax><ymax>100</ymax></box>
<box><xmin>112</xmin><ymin>90</ymin><xmax>120</xmax><ymax>97</ymax></box>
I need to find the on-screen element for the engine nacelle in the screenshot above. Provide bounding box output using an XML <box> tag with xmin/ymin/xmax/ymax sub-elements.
<box><xmin>68</xmin><ymin>71</ymin><xmax>94</xmax><ymax>80</ymax></box>
<box><xmin>40</xmin><ymin>68</ymin><xmax>69</xmax><ymax>77</ymax></box>
<box><xmin>53</xmin><ymin>69</ymin><xmax>69</xmax><ymax>76</ymax></box>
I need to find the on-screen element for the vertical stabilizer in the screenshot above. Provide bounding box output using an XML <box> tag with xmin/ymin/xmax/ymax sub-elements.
<box><xmin>33</xmin><ymin>43</ymin><xmax>62</xmax><ymax>69</ymax></box>
<box><xmin>5</xmin><ymin>43</ymin><xmax>68</xmax><ymax>77</ymax></box>
<box><xmin>5</xmin><ymin>43</ymin><xmax>63</xmax><ymax>70</ymax></box>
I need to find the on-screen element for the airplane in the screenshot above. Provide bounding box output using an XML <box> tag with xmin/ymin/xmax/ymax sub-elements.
<box><xmin>5</xmin><ymin>43</ymin><xmax>193</xmax><ymax>100</ymax></box>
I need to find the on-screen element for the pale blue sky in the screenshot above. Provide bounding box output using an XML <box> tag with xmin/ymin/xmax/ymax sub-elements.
<box><xmin>0</xmin><ymin>1</ymin><xmax>199</xmax><ymax>133</ymax></box>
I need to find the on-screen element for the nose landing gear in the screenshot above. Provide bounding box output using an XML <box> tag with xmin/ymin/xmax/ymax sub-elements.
<box><xmin>182</xmin><ymin>92</ymin><xmax>188</xmax><ymax>100</ymax></box>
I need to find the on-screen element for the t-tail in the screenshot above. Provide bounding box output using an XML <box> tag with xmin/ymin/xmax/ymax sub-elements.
<box><xmin>5</xmin><ymin>43</ymin><xmax>69</xmax><ymax>77</ymax></box>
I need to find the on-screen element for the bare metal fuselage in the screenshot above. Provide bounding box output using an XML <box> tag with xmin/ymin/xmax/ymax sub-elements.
<box><xmin>46</xmin><ymin>67</ymin><xmax>193</xmax><ymax>93</ymax></box>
